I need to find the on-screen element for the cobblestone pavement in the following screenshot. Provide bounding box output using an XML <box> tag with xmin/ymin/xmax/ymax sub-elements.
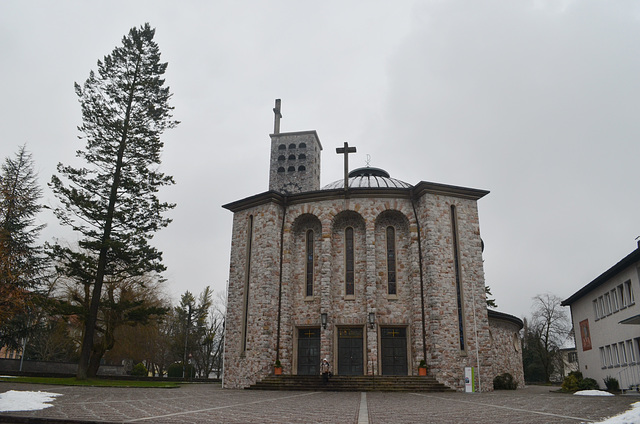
<box><xmin>0</xmin><ymin>382</ymin><xmax>637</xmax><ymax>424</ymax></box>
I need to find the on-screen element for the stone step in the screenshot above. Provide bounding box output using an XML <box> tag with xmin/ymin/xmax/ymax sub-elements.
<box><xmin>246</xmin><ymin>375</ymin><xmax>455</xmax><ymax>392</ymax></box>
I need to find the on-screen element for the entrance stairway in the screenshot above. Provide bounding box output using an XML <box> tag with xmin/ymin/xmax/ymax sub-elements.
<box><xmin>246</xmin><ymin>375</ymin><xmax>455</xmax><ymax>392</ymax></box>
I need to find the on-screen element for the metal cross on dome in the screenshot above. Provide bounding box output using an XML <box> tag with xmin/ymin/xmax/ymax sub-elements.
<box><xmin>336</xmin><ymin>142</ymin><xmax>356</xmax><ymax>191</ymax></box>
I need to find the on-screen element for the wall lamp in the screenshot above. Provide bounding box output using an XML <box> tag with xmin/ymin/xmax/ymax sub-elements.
<box><xmin>368</xmin><ymin>312</ymin><xmax>376</xmax><ymax>329</ymax></box>
<box><xmin>321</xmin><ymin>313</ymin><xmax>328</xmax><ymax>329</ymax></box>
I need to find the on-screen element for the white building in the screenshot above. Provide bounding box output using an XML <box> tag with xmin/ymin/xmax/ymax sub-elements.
<box><xmin>561</xmin><ymin>243</ymin><xmax>640</xmax><ymax>391</ymax></box>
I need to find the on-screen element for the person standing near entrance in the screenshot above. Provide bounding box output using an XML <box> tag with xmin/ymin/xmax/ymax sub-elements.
<box><xmin>321</xmin><ymin>358</ymin><xmax>331</xmax><ymax>383</ymax></box>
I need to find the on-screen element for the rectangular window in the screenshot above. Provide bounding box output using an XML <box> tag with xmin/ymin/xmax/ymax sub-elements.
<box><xmin>612</xmin><ymin>343</ymin><xmax>620</xmax><ymax>366</ymax></box>
<box><xmin>345</xmin><ymin>227</ymin><xmax>355</xmax><ymax>296</ymax></box>
<box><xmin>306</xmin><ymin>230</ymin><xmax>314</xmax><ymax>297</ymax></box>
<box><xmin>618</xmin><ymin>284</ymin><xmax>626</xmax><ymax>308</ymax></box>
<box><xmin>568</xmin><ymin>352</ymin><xmax>578</xmax><ymax>363</ymax></box>
<box><xmin>624</xmin><ymin>280</ymin><xmax>634</xmax><ymax>305</ymax></box>
<box><xmin>598</xmin><ymin>296</ymin><xmax>605</xmax><ymax>317</ymax></box>
<box><xmin>606</xmin><ymin>345</ymin><xmax>613</xmax><ymax>367</ymax></box>
<box><xmin>611</xmin><ymin>289</ymin><xmax>619</xmax><ymax>312</ymax></box>
<box><xmin>450</xmin><ymin>205</ymin><xmax>466</xmax><ymax>352</ymax></box>
<box><xmin>600</xmin><ymin>347</ymin><xmax>607</xmax><ymax>368</ymax></box>
<box><xmin>604</xmin><ymin>293</ymin><xmax>612</xmax><ymax>315</ymax></box>
<box><xmin>620</xmin><ymin>342</ymin><xmax>628</xmax><ymax>365</ymax></box>
<box><xmin>628</xmin><ymin>340</ymin><xmax>637</xmax><ymax>364</ymax></box>
<box><xmin>386</xmin><ymin>226</ymin><xmax>397</xmax><ymax>295</ymax></box>
<box><xmin>593</xmin><ymin>299</ymin><xmax>600</xmax><ymax>319</ymax></box>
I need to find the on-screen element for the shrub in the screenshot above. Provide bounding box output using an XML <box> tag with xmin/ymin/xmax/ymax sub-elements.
<box><xmin>493</xmin><ymin>372</ymin><xmax>518</xmax><ymax>390</ymax></box>
<box><xmin>131</xmin><ymin>363</ymin><xmax>148</xmax><ymax>377</ymax></box>
<box><xmin>561</xmin><ymin>372</ymin><xmax>599</xmax><ymax>392</ymax></box>
<box><xmin>579</xmin><ymin>378</ymin><xmax>599</xmax><ymax>390</ymax></box>
<box><xmin>167</xmin><ymin>362</ymin><xmax>195</xmax><ymax>378</ymax></box>
<box><xmin>603</xmin><ymin>376</ymin><xmax>620</xmax><ymax>391</ymax></box>
<box><xmin>561</xmin><ymin>374</ymin><xmax>580</xmax><ymax>392</ymax></box>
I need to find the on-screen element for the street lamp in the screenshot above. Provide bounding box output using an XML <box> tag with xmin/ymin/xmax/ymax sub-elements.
<box><xmin>368</xmin><ymin>312</ymin><xmax>376</xmax><ymax>329</ymax></box>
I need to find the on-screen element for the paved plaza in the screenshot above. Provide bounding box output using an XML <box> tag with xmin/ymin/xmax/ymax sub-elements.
<box><xmin>0</xmin><ymin>382</ymin><xmax>638</xmax><ymax>424</ymax></box>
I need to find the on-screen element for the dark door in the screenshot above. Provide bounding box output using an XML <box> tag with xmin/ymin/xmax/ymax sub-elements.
<box><xmin>297</xmin><ymin>328</ymin><xmax>320</xmax><ymax>375</ymax></box>
<box><xmin>381</xmin><ymin>327</ymin><xmax>407</xmax><ymax>375</ymax></box>
<box><xmin>338</xmin><ymin>327</ymin><xmax>363</xmax><ymax>375</ymax></box>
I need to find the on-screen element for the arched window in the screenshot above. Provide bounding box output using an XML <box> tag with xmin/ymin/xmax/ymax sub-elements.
<box><xmin>450</xmin><ymin>205</ymin><xmax>466</xmax><ymax>351</ymax></box>
<box><xmin>306</xmin><ymin>230</ymin><xmax>314</xmax><ymax>297</ymax></box>
<box><xmin>386</xmin><ymin>226</ymin><xmax>396</xmax><ymax>295</ymax></box>
<box><xmin>287</xmin><ymin>166</ymin><xmax>295</xmax><ymax>172</ymax></box>
<box><xmin>288</xmin><ymin>154</ymin><xmax>296</xmax><ymax>160</ymax></box>
<box><xmin>299</xmin><ymin>142</ymin><xmax>307</xmax><ymax>148</ymax></box>
<box><xmin>278</xmin><ymin>144</ymin><xmax>286</xmax><ymax>150</ymax></box>
<box><xmin>298</xmin><ymin>165</ymin><xmax>306</xmax><ymax>172</ymax></box>
<box><xmin>288</xmin><ymin>143</ymin><xmax>296</xmax><ymax>149</ymax></box>
<box><xmin>278</xmin><ymin>155</ymin><xmax>285</xmax><ymax>161</ymax></box>
<box><xmin>298</xmin><ymin>154</ymin><xmax>306</xmax><ymax>160</ymax></box>
<box><xmin>277</xmin><ymin>167</ymin><xmax>285</xmax><ymax>173</ymax></box>
<box><xmin>345</xmin><ymin>227</ymin><xmax>354</xmax><ymax>296</ymax></box>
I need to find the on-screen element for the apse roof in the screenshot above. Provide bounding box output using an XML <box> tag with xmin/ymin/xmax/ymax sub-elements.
<box><xmin>323</xmin><ymin>167</ymin><xmax>412</xmax><ymax>190</ymax></box>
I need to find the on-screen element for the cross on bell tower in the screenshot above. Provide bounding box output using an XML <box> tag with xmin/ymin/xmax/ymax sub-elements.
<box><xmin>336</xmin><ymin>142</ymin><xmax>356</xmax><ymax>191</ymax></box>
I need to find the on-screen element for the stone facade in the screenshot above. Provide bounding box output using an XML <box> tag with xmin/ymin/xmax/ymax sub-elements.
<box><xmin>222</xmin><ymin>124</ymin><xmax>523</xmax><ymax>391</ymax></box>
<box><xmin>268</xmin><ymin>131</ymin><xmax>322</xmax><ymax>194</ymax></box>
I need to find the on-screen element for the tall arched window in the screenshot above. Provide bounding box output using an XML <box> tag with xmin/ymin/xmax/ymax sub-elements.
<box><xmin>386</xmin><ymin>226</ymin><xmax>397</xmax><ymax>295</ymax></box>
<box><xmin>306</xmin><ymin>230</ymin><xmax>314</xmax><ymax>297</ymax></box>
<box><xmin>345</xmin><ymin>227</ymin><xmax>355</xmax><ymax>296</ymax></box>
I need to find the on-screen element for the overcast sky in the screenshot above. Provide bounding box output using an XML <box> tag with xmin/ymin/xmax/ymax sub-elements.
<box><xmin>1</xmin><ymin>1</ymin><xmax>639</xmax><ymax>321</ymax></box>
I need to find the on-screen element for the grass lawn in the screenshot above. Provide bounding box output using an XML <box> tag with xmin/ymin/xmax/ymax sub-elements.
<box><xmin>0</xmin><ymin>376</ymin><xmax>182</xmax><ymax>388</ymax></box>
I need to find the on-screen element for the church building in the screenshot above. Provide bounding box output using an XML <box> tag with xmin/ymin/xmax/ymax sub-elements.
<box><xmin>222</xmin><ymin>100</ymin><xmax>524</xmax><ymax>391</ymax></box>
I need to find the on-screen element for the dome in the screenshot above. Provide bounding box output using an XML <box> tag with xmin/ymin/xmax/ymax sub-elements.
<box><xmin>323</xmin><ymin>167</ymin><xmax>412</xmax><ymax>190</ymax></box>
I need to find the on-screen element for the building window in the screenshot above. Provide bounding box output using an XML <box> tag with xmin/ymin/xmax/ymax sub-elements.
<box><xmin>242</xmin><ymin>215</ymin><xmax>254</xmax><ymax>354</ymax></box>
<box><xmin>620</xmin><ymin>342</ymin><xmax>628</xmax><ymax>365</ymax></box>
<box><xmin>624</xmin><ymin>280</ymin><xmax>634</xmax><ymax>305</ymax></box>
<box><xmin>277</xmin><ymin>167</ymin><xmax>285</xmax><ymax>173</ymax></box>
<box><xmin>288</xmin><ymin>154</ymin><xmax>296</xmax><ymax>160</ymax></box>
<box><xmin>298</xmin><ymin>166</ymin><xmax>306</xmax><ymax>172</ymax></box>
<box><xmin>604</xmin><ymin>293</ymin><xmax>612</xmax><ymax>315</ymax></box>
<box><xmin>288</xmin><ymin>143</ymin><xmax>296</xmax><ymax>149</ymax></box>
<box><xmin>450</xmin><ymin>205</ymin><xmax>466</xmax><ymax>352</ymax></box>
<box><xmin>306</xmin><ymin>230</ymin><xmax>314</xmax><ymax>297</ymax></box>
<box><xmin>611</xmin><ymin>289</ymin><xmax>619</xmax><ymax>312</ymax></box>
<box><xmin>386</xmin><ymin>226</ymin><xmax>397</xmax><ymax>295</ymax></box>
<box><xmin>298</xmin><ymin>154</ymin><xmax>306</xmax><ymax>160</ymax></box>
<box><xmin>593</xmin><ymin>299</ymin><xmax>600</xmax><ymax>320</ymax></box>
<box><xmin>287</xmin><ymin>166</ymin><xmax>295</xmax><ymax>172</ymax></box>
<box><xmin>613</xmin><ymin>343</ymin><xmax>620</xmax><ymax>366</ymax></box>
<box><xmin>606</xmin><ymin>345</ymin><xmax>613</xmax><ymax>368</ymax></box>
<box><xmin>299</xmin><ymin>142</ymin><xmax>307</xmax><ymax>148</ymax></box>
<box><xmin>278</xmin><ymin>155</ymin><xmax>286</xmax><ymax>161</ymax></box>
<box><xmin>568</xmin><ymin>352</ymin><xmax>578</xmax><ymax>363</ymax></box>
<box><xmin>598</xmin><ymin>296</ymin><xmax>605</xmax><ymax>317</ymax></box>
<box><xmin>600</xmin><ymin>347</ymin><xmax>606</xmax><ymax>368</ymax></box>
<box><xmin>345</xmin><ymin>227</ymin><xmax>355</xmax><ymax>296</ymax></box>
<box><xmin>618</xmin><ymin>284</ymin><xmax>626</xmax><ymax>308</ymax></box>
<box><xmin>278</xmin><ymin>144</ymin><xmax>286</xmax><ymax>150</ymax></box>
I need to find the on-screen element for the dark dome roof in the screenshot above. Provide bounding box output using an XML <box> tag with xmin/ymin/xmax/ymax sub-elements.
<box><xmin>323</xmin><ymin>167</ymin><xmax>412</xmax><ymax>190</ymax></box>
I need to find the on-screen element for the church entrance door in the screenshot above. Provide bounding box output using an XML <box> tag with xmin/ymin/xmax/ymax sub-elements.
<box><xmin>297</xmin><ymin>328</ymin><xmax>320</xmax><ymax>375</ymax></box>
<box><xmin>337</xmin><ymin>327</ymin><xmax>364</xmax><ymax>375</ymax></box>
<box><xmin>381</xmin><ymin>327</ymin><xmax>408</xmax><ymax>375</ymax></box>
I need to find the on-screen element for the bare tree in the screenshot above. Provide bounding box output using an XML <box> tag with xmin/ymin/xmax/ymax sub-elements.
<box><xmin>527</xmin><ymin>293</ymin><xmax>570</xmax><ymax>382</ymax></box>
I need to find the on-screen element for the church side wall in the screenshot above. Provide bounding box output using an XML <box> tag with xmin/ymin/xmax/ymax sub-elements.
<box><xmin>488</xmin><ymin>318</ymin><xmax>525</xmax><ymax>388</ymax></box>
<box><xmin>223</xmin><ymin>203</ymin><xmax>283</xmax><ymax>389</ymax></box>
<box><xmin>417</xmin><ymin>193</ymin><xmax>493</xmax><ymax>391</ymax></box>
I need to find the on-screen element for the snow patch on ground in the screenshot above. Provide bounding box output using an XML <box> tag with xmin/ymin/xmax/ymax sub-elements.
<box><xmin>0</xmin><ymin>390</ymin><xmax>62</xmax><ymax>412</ymax></box>
<box><xmin>574</xmin><ymin>390</ymin><xmax>615</xmax><ymax>396</ymax></box>
<box><xmin>591</xmin><ymin>401</ymin><xmax>640</xmax><ymax>424</ymax></box>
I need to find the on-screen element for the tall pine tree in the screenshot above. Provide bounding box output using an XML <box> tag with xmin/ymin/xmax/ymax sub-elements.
<box><xmin>0</xmin><ymin>144</ymin><xmax>45</xmax><ymax>349</ymax></box>
<box><xmin>50</xmin><ymin>23</ymin><xmax>178</xmax><ymax>379</ymax></box>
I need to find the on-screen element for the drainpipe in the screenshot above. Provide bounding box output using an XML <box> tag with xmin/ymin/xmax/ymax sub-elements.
<box><xmin>275</xmin><ymin>197</ymin><xmax>288</xmax><ymax>362</ymax></box>
<box><xmin>410</xmin><ymin>190</ymin><xmax>428</xmax><ymax>366</ymax></box>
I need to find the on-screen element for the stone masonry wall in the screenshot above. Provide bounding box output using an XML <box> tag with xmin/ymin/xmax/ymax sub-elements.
<box><xmin>223</xmin><ymin>190</ymin><xmax>504</xmax><ymax>391</ymax></box>
<box><xmin>488</xmin><ymin>318</ymin><xmax>525</xmax><ymax>389</ymax></box>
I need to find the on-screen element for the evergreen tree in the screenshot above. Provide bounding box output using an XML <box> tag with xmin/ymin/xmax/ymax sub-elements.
<box><xmin>0</xmin><ymin>145</ymin><xmax>45</xmax><ymax>349</ymax></box>
<box><xmin>50</xmin><ymin>23</ymin><xmax>178</xmax><ymax>379</ymax></box>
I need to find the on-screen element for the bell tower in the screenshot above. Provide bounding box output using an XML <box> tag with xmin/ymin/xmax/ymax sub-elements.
<box><xmin>268</xmin><ymin>99</ymin><xmax>322</xmax><ymax>194</ymax></box>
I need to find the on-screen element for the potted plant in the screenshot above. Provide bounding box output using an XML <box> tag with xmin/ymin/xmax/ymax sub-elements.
<box><xmin>418</xmin><ymin>360</ymin><xmax>427</xmax><ymax>376</ymax></box>
<box><xmin>274</xmin><ymin>359</ymin><xmax>283</xmax><ymax>375</ymax></box>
